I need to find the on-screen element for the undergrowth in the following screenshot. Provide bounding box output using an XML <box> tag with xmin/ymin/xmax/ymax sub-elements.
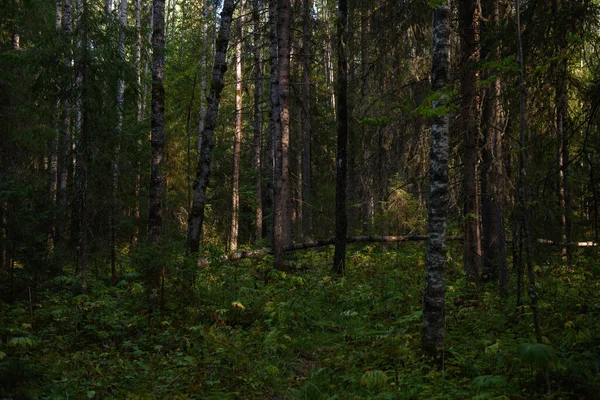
<box><xmin>1</xmin><ymin>243</ymin><xmax>599</xmax><ymax>399</ymax></box>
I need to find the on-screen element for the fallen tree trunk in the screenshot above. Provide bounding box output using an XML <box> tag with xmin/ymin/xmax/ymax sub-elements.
<box><xmin>537</xmin><ymin>239</ymin><xmax>598</xmax><ymax>247</ymax></box>
<box><xmin>197</xmin><ymin>235</ymin><xmax>463</xmax><ymax>266</ymax></box>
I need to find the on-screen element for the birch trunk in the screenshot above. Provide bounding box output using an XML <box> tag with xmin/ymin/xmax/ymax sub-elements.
<box><xmin>423</xmin><ymin>1</ymin><xmax>451</xmax><ymax>357</ymax></box>
<box><xmin>187</xmin><ymin>0</ymin><xmax>237</xmax><ymax>254</ymax></box>
<box><xmin>197</xmin><ymin>2</ymin><xmax>209</xmax><ymax>164</ymax></box>
<box><xmin>252</xmin><ymin>0</ymin><xmax>263</xmax><ymax>242</ymax></box>
<box><xmin>333</xmin><ymin>0</ymin><xmax>348</xmax><ymax>274</ymax></box>
<box><xmin>230</xmin><ymin>0</ymin><xmax>246</xmax><ymax>252</ymax></box>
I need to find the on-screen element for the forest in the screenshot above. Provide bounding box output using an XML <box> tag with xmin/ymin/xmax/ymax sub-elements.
<box><xmin>1</xmin><ymin>0</ymin><xmax>600</xmax><ymax>398</ymax></box>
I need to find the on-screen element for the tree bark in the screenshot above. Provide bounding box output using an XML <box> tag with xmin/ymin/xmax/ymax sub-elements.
<box><xmin>252</xmin><ymin>0</ymin><xmax>263</xmax><ymax>242</ymax></box>
<box><xmin>553</xmin><ymin>0</ymin><xmax>571</xmax><ymax>267</ymax></box>
<box><xmin>273</xmin><ymin>0</ymin><xmax>291</xmax><ymax>269</ymax></box>
<box><xmin>480</xmin><ymin>0</ymin><xmax>508</xmax><ymax>292</ymax></box>
<box><xmin>187</xmin><ymin>0</ymin><xmax>237</xmax><ymax>254</ymax></box>
<box><xmin>423</xmin><ymin>1</ymin><xmax>451</xmax><ymax>357</ymax></box>
<box><xmin>230</xmin><ymin>0</ymin><xmax>246</xmax><ymax>252</ymax></box>
<box><xmin>515</xmin><ymin>0</ymin><xmax>544</xmax><ymax>347</ymax></box>
<box><xmin>110</xmin><ymin>0</ymin><xmax>127</xmax><ymax>284</ymax></box>
<box><xmin>279</xmin><ymin>0</ymin><xmax>292</xmax><ymax>247</ymax></box>
<box><xmin>301</xmin><ymin>0</ymin><xmax>312</xmax><ymax>239</ymax></box>
<box><xmin>458</xmin><ymin>0</ymin><xmax>481</xmax><ymax>285</ymax></box>
<box><xmin>333</xmin><ymin>0</ymin><xmax>348</xmax><ymax>274</ymax></box>
<box><xmin>265</xmin><ymin>0</ymin><xmax>278</xmax><ymax>242</ymax></box>
<box><xmin>149</xmin><ymin>0</ymin><xmax>165</xmax><ymax>249</ymax></box>
<box><xmin>75</xmin><ymin>0</ymin><xmax>90</xmax><ymax>292</ymax></box>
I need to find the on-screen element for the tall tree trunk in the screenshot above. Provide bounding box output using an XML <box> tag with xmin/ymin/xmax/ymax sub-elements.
<box><xmin>459</xmin><ymin>0</ymin><xmax>481</xmax><ymax>285</ymax></box>
<box><xmin>553</xmin><ymin>0</ymin><xmax>571</xmax><ymax>267</ymax></box>
<box><xmin>132</xmin><ymin>0</ymin><xmax>142</xmax><ymax>244</ymax></box>
<box><xmin>273</xmin><ymin>0</ymin><xmax>291</xmax><ymax>269</ymax></box>
<box><xmin>480</xmin><ymin>0</ymin><xmax>508</xmax><ymax>291</ymax></box>
<box><xmin>422</xmin><ymin>1</ymin><xmax>451</xmax><ymax>357</ymax></box>
<box><xmin>149</xmin><ymin>0</ymin><xmax>165</xmax><ymax>247</ymax></box>
<box><xmin>301</xmin><ymin>0</ymin><xmax>312</xmax><ymax>239</ymax></box>
<box><xmin>252</xmin><ymin>0</ymin><xmax>263</xmax><ymax>242</ymax></box>
<box><xmin>111</xmin><ymin>0</ymin><xmax>127</xmax><ymax>284</ymax></box>
<box><xmin>75</xmin><ymin>0</ymin><xmax>90</xmax><ymax>292</ymax></box>
<box><xmin>230</xmin><ymin>0</ymin><xmax>246</xmax><ymax>252</ymax></box>
<box><xmin>265</xmin><ymin>0</ymin><xmax>278</xmax><ymax>242</ymax></box>
<box><xmin>515</xmin><ymin>0</ymin><xmax>543</xmax><ymax>346</ymax></box>
<box><xmin>187</xmin><ymin>0</ymin><xmax>237</xmax><ymax>254</ymax></box>
<box><xmin>278</xmin><ymin>0</ymin><xmax>292</xmax><ymax>247</ymax></box>
<box><xmin>333</xmin><ymin>0</ymin><xmax>348</xmax><ymax>274</ymax></box>
<box><xmin>197</xmin><ymin>1</ymin><xmax>209</xmax><ymax>165</ymax></box>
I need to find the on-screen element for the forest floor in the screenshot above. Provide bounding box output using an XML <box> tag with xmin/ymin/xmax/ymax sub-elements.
<box><xmin>1</xmin><ymin>243</ymin><xmax>600</xmax><ymax>399</ymax></box>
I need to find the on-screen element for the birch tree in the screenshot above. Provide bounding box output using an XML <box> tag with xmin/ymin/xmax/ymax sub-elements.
<box><xmin>251</xmin><ymin>0</ymin><xmax>263</xmax><ymax>242</ymax></box>
<box><xmin>422</xmin><ymin>0</ymin><xmax>451</xmax><ymax>356</ymax></box>
<box><xmin>187</xmin><ymin>0</ymin><xmax>237</xmax><ymax>254</ymax></box>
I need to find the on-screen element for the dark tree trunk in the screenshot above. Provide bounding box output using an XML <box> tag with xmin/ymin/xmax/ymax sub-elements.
<box><xmin>480</xmin><ymin>0</ymin><xmax>508</xmax><ymax>292</ymax></box>
<box><xmin>149</xmin><ymin>0</ymin><xmax>165</xmax><ymax>249</ymax></box>
<box><xmin>301</xmin><ymin>0</ymin><xmax>312</xmax><ymax>239</ymax></box>
<box><xmin>423</xmin><ymin>1</ymin><xmax>451</xmax><ymax>357</ymax></box>
<box><xmin>458</xmin><ymin>0</ymin><xmax>481</xmax><ymax>285</ymax></box>
<box><xmin>333</xmin><ymin>0</ymin><xmax>348</xmax><ymax>274</ymax></box>
<box><xmin>187</xmin><ymin>0</ymin><xmax>237</xmax><ymax>254</ymax></box>
<box><xmin>252</xmin><ymin>0</ymin><xmax>263</xmax><ymax>242</ymax></box>
<box><xmin>273</xmin><ymin>0</ymin><xmax>291</xmax><ymax>269</ymax></box>
<box><xmin>230</xmin><ymin>0</ymin><xmax>245</xmax><ymax>252</ymax></box>
<box><xmin>265</xmin><ymin>0</ymin><xmax>278</xmax><ymax>242</ymax></box>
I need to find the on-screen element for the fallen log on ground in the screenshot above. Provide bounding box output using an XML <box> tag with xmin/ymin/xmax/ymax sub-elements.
<box><xmin>197</xmin><ymin>235</ymin><xmax>463</xmax><ymax>266</ymax></box>
<box><xmin>536</xmin><ymin>239</ymin><xmax>598</xmax><ymax>247</ymax></box>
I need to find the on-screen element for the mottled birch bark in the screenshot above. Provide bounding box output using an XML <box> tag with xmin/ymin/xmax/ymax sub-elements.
<box><xmin>265</xmin><ymin>0</ymin><xmax>278</xmax><ymax>242</ymax></box>
<box><xmin>148</xmin><ymin>0</ymin><xmax>165</xmax><ymax>248</ymax></box>
<box><xmin>252</xmin><ymin>0</ymin><xmax>263</xmax><ymax>242</ymax></box>
<box><xmin>230</xmin><ymin>0</ymin><xmax>246</xmax><ymax>252</ymax></box>
<box><xmin>301</xmin><ymin>0</ymin><xmax>312</xmax><ymax>239</ymax></box>
<box><xmin>333</xmin><ymin>0</ymin><xmax>348</xmax><ymax>274</ymax></box>
<box><xmin>187</xmin><ymin>0</ymin><xmax>237</xmax><ymax>254</ymax></box>
<box><xmin>111</xmin><ymin>0</ymin><xmax>127</xmax><ymax>284</ymax></box>
<box><xmin>423</xmin><ymin>2</ymin><xmax>450</xmax><ymax>357</ymax></box>
<box><xmin>197</xmin><ymin>1</ymin><xmax>209</xmax><ymax>164</ymax></box>
<box><xmin>458</xmin><ymin>0</ymin><xmax>481</xmax><ymax>285</ymax></box>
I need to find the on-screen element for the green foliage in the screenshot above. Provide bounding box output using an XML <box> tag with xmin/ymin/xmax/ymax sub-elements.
<box><xmin>413</xmin><ymin>87</ymin><xmax>458</xmax><ymax>118</ymax></box>
<box><xmin>517</xmin><ymin>343</ymin><xmax>557</xmax><ymax>368</ymax></box>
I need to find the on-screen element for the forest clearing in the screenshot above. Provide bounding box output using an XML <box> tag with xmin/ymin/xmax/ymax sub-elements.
<box><xmin>2</xmin><ymin>0</ymin><xmax>600</xmax><ymax>398</ymax></box>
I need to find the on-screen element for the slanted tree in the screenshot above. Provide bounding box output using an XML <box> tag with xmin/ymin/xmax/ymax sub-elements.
<box><xmin>187</xmin><ymin>0</ymin><xmax>237</xmax><ymax>254</ymax></box>
<box><xmin>422</xmin><ymin>0</ymin><xmax>451</xmax><ymax>357</ymax></box>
